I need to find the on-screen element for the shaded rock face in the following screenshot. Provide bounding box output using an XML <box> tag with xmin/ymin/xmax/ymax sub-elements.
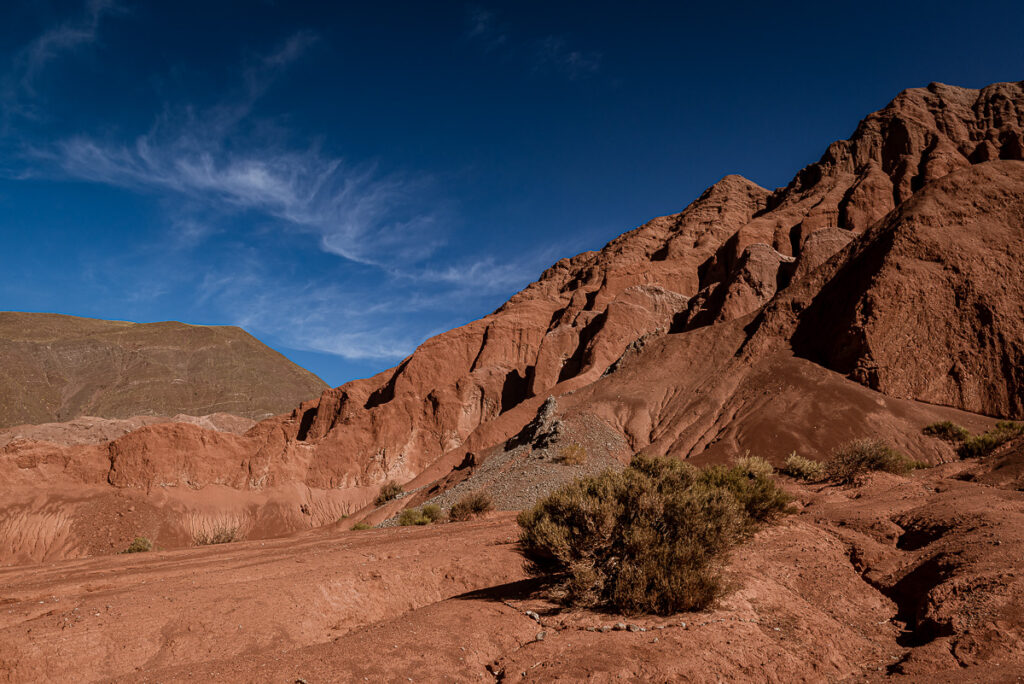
<box><xmin>784</xmin><ymin>161</ymin><xmax>1024</xmax><ymax>418</ymax></box>
<box><xmin>0</xmin><ymin>313</ymin><xmax>327</xmax><ymax>428</ymax></box>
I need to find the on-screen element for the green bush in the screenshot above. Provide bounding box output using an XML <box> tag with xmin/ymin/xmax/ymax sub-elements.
<box><xmin>516</xmin><ymin>454</ymin><xmax>791</xmax><ymax>615</ymax></box>
<box><xmin>122</xmin><ymin>536</ymin><xmax>153</xmax><ymax>554</ymax></box>
<box><xmin>825</xmin><ymin>439</ymin><xmax>923</xmax><ymax>484</ymax></box>
<box><xmin>374</xmin><ymin>480</ymin><xmax>404</xmax><ymax>506</ymax></box>
<box><xmin>449</xmin><ymin>491</ymin><xmax>493</xmax><ymax>521</ymax></box>
<box><xmin>781</xmin><ymin>453</ymin><xmax>825</xmax><ymax>481</ymax></box>
<box><xmin>351</xmin><ymin>522</ymin><xmax>372</xmax><ymax>531</ymax></box>
<box><xmin>922</xmin><ymin>421</ymin><xmax>970</xmax><ymax>442</ymax></box>
<box><xmin>957</xmin><ymin>421</ymin><xmax>1024</xmax><ymax>459</ymax></box>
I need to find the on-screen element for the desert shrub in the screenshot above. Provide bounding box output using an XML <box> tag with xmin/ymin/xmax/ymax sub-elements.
<box><xmin>421</xmin><ymin>503</ymin><xmax>443</xmax><ymax>522</ymax></box>
<box><xmin>732</xmin><ymin>453</ymin><xmax>774</xmax><ymax>479</ymax></box>
<box><xmin>351</xmin><ymin>522</ymin><xmax>372</xmax><ymax>531</ymax></box>
<box><xmin>193</xmin><ymin>526</ymin><xmax>240</xmax><ymax>546</ymax></box>
<box><xmin>398</xmin><ymin>504</ymin><xmax>443</xmax><ymax>526</ymax></box>
<box><xmin>122</xmin><ymin>536</ymin><xmax>153</xmax><ymax>554</ymax></box>
<box><xmin>516</xmin><ymin>454</ymin><xmax>791</xmax><ymax>615</ymax></box>
<box><xmin>700</xmin><ymin>463</ymin><xmax>792</xmax><ymax>526</ymax></box>
<box><xmin>825</xmin><ymin>439</ymin><xmax>922</xmax><ymax>484</ymax></box>
<box><xmin>957</xmin><ymin>421</ymin><xmax>1024</xmax><ymax>459</ymax></box>
<box><xmin>398</xmin><ymin>508</ymin><xmax>429</xmax><ymax>526</ymax></box>
<box><xmin>559</xmin><ymin>443</ymin><xmax>588</xmax><ymax>465</ymax></box>
<box><xmin>781</xmin><ymin>453</ymin><xmax>826</xmax><ymax>481</ymax></box>
<box><xmin>374</xmin><ymin>480</ymin><xmax>404</xmax><ymax>506</ymax></box>
<box><xmin>449</xmin><ymin>491</ymin><xmax>493</xmax><ymax>521</ymax></box>
<box><xmin>922</xmin><ymin>421</ymin><xmax>970</xmax><ymax>442</ymax></box>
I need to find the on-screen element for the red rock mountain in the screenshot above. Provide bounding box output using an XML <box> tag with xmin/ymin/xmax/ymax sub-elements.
<box><xmin>269</xmin><ymin>80</ymin><xmax>1024</xmax><ymax>485</ymax></box>
<box><xmin>2</xmin><ymin>81</ymin><xmax>1023</xmax><ymax>564</ymax></box>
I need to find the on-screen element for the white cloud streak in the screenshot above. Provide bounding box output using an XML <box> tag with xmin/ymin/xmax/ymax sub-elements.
<box><xmin>19</xmin><ymin>0</ymin><xmax>119</xmax><ymax>91</ymax></box>
<box><xmin>4</xmin><ymin>12</ymin><xmax>558</xmax><ymax>365</ymax></box>
<box><xmin>1</xmin><ymin>0</ymin><xmax>120</xmax><ymax>128</ymax></box>
<box><xmin>26</xmin><ymin>30</ymin><xmax>442</xmax><ymax>266</ymax></box>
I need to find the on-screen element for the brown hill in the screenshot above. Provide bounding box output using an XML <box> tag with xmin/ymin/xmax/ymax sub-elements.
<box><xmin>0</xmin><ymin>312</ymin><xmax>327</xmax><ymax>428</ymax></box>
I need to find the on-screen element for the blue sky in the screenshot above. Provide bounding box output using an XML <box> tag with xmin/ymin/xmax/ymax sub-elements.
<box><xmin>1</xmin><ymin>1</ymin><xmax>1022</xmax><ymax>386</ymax></box>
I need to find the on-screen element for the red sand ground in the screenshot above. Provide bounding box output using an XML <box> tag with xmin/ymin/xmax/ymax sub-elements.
<box><xmin>4</xmin><ymin>449</ymin><xmax>1024</xmax><ymax>681</ymax></box>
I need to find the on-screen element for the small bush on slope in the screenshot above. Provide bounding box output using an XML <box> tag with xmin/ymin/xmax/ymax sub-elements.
<box><xmin>559</xmin><ymin>443</ymin><xmax>587</xmax><ymax>465</ymax></box>
<box><xmin>351</xmin><ymin>522</ymin><xmax>372</xmax><ymax>531</ymax></box>
<box><xmin>122</xmin><ymin>537</ymin><xmax>153</xmax><ymax>553</ymax></box>
<box><xmin>421</xmin><ymin>504</ymin><xmax>443</xmax><ymax>522</ymax></box>
<box><xmin>449</xmin><ymin>491</ymin><xmax>493</xmax><ymax>522</ymax></box>
<box><xmin>516</xmin><ymin>454</ymin><xmax>791</xmax><ymax>615</ymax></box>
<box><xmin>193</xmin><ymin>526</ymin><xmax>240</xmax><ymax>546</ymax></box>
<box><xmin>957</xmin><ymin>421</ymin><xmax>1024</xmax><ymax>459</ymax></box>
<box><xmin>922</xmin><ymin>421</ymin><xmax>970</xmax><ymax>442</ymax></box>
<box><xmin>825</xmin><ymin>439</ymin><xmax>924</xmax><ymax>484</ymax></box>
<box><xmin>397</xmin><ymin>504</ymin><xmax>444</xmax><ymax>526</ymax></box>
<box><xmin>374</xmin><ymin>480</ymin><xmax>404</xmax><ymax>506</ymax></box>
<box><xmin>781</xmin><ymin>453</ymin><xmax>825</xmax><ymax>482</ymax></box>
<box><xmin>733</xmin><ymin>453</ymin><xmax>774</xmax><ymax>479</ymax></box>
<box><xmin>398</xmin><ymin>509</ymin><xmax>429</xmax><ymax>526</ymax></box>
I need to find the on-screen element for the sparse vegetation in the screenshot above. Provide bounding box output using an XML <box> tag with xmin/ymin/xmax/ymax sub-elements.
<box><xmin>398</xmin><ymin>509</ymin><xmax>429</xmax><ymax>526</ymax></box>
<box><xmin>122</xmin><ymin>536</ymin><xmax>153</xmax><ymax>554</ymax></box>
<box><xmin>957</xmin><ymin>421</ymin><xmax>1024</xmax><ymax>459</ymax></box>
<box><xmin>374</xmin><ymin>480</ymin><xmax>404</xmax><ymax>506</ymax></box>
<box><xmin>825</xmin><ymin>439</ymin><xmax>925</xmax><ymax>484</ymax></box>
<box><xmin>558</xmin><ymin>443</ymin><xmax>588</xmax><ymax>465</ymax></box>
<box><xmin>922</xmin><ymin>421</ymin><xmax>970</xmax><ymax>442</ymax></box>
<box><xmin>351</xmin><ymin>522</ymin><xmax>372</xmax><ymax>531</ymax></box>
<box><xmin>448</xmin><ymin>491</ymin><xmax>493</xmax><ymax>522</ymax></box>
<box><xmin>516</xmin><ymin>454</ymin><xmax>791</xmax><ymax>615</ymax></box>
<box><xmin>421</xmin><ymin>503</ymin><xmax>443</xmax><ymax>522</ymax></box>
<box><xmin>397</xmin><ymin>504</ymin><xmax>444</xmax><ymax>526</ymax></box>
<box><xmin>193</xmin><ymin>526</ymin><xmax>240</xmax><ymax>546</ymax></box>
<box><xmin>732</xmin><ymin>453</ymin><xmax>774</xmax><ymax>479</ymax></box>
<box><xmin>781</xmin><ymin>452</ymin><xmax>825</xmax><ymax>481</ymax></box>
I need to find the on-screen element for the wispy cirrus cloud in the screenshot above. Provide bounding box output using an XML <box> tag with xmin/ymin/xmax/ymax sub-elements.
<box><xmin>24</xmin><ymin>30</ymin><xmax>443</xmax><ymax>266</ymax></box>
<box><xmin>1</xmin><ymin>5</ymin><xmax>557</xmax><ymax>371</ymax></box>
<box><xmin>534</xmin><ymin>36</ymin><xmax>601</xmax><ymax>79</ymax></box>
<box><xmin>465</xmin><ymin>5</ymin><xmax>601</xmax><ymax>80</ymax></box>
<box><xmin>19</xmin><ymin>0</ymin><xmax>120</xmax><ymax>91</ymax></box>
<box><xmin>464</xmin><ymin>6</ymin><xmax>507</xmax><ymax>51</ymax></box>
<box><xmin>2</xmin><ymin>0</ymin><xmax>121</xmax><ymax>128</ymax></box>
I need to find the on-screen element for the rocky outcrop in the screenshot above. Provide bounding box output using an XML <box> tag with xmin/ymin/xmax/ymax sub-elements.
<box><xmin>783</xmin><ymin>160</ymin><xmax>1024</xmax><ymax>418</ymax></box>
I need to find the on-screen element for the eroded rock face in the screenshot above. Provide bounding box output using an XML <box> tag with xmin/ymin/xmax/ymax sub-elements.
<box><xmin>784</xmin><ymin>161</ymin><xmax>1024</xmax><ymax>418</ymax></box>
